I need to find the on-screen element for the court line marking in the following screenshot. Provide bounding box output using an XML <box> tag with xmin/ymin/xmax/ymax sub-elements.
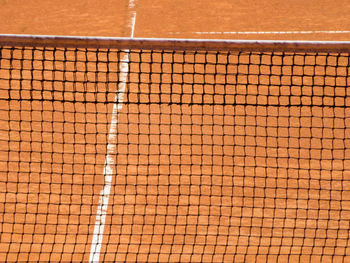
<box><xmin>169</xmin><ymin>30</ymin><xmax>350</xmax><ymax>35</ymax></box>
<box><xmin>130</xmin><ymin>12</ymin><xmax>137</xmax><ymax>38</ymax></box>
<box><xmin>89</xmin><ymin>1</ymin><xmax>136</xmax><ymax>262</ymax></box>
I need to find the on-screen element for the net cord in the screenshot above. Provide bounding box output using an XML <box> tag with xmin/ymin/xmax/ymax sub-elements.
<box><xmin>1</xmin><ymin>34</ymin><xmax>350</xmax><ymax>52</ymax></box>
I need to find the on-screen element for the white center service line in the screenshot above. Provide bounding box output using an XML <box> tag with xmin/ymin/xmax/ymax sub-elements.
<box><xmin>89</xmin><ymin>1</ymin><xmax>137</xmax><ymax>262</ymax></box>
<box><xmin>130</xmin><ymin>12</ymin><xmax>137</xmax><ymax>38</ymax></box>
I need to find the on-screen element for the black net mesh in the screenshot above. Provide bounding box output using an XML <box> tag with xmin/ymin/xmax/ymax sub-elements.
<box><xmin>0</xmin><ymin>44</ymin><xmax>349</xmax><ymax>262</ymax></box>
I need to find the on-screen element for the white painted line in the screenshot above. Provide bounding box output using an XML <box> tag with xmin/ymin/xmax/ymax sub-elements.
<box><xmin>128</xmin><ymin>0</ymin><xmax>136</xmax><ymax>8</ymax></box>
<box><xmin>169</xmin><ymin>30</ymin><xmax>350</xmax><ymax>35</ymax></box>
<box><xmin>89</xmin><ymin>1</ymin><xmax>136</xmax><ymax>262</ymax></box>
<box><xmin>88</xmin><ymin>74</ymin><xmax>126</xmax><ymax>262</ymax></box>
<box><xmin>130</xmin><ymin>12</ymin><xmax>137</xmax><ymax>39</ymax></box>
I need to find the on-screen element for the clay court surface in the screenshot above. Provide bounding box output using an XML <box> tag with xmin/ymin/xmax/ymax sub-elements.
<box><xmin>1</xmin><ymin>1</ymin><xmax>350</xmax><ymax>262</ymax></box>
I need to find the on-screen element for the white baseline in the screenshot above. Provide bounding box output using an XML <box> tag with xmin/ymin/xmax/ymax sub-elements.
<box><xmin>89</xmin><ymin>1</ymin><xmax>137</xmax><ymax>262</ymax></box>
<box><xmin>169</xmin><ymin>30</ymin><xmax>350</xmax><ymax>35</ymax></box>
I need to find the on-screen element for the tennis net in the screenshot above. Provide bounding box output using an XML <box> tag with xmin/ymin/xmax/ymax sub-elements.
<box><xmin>0</xmin><ymin>35</ymin><xmax>349</xmax><ymax>262</ymax></box>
